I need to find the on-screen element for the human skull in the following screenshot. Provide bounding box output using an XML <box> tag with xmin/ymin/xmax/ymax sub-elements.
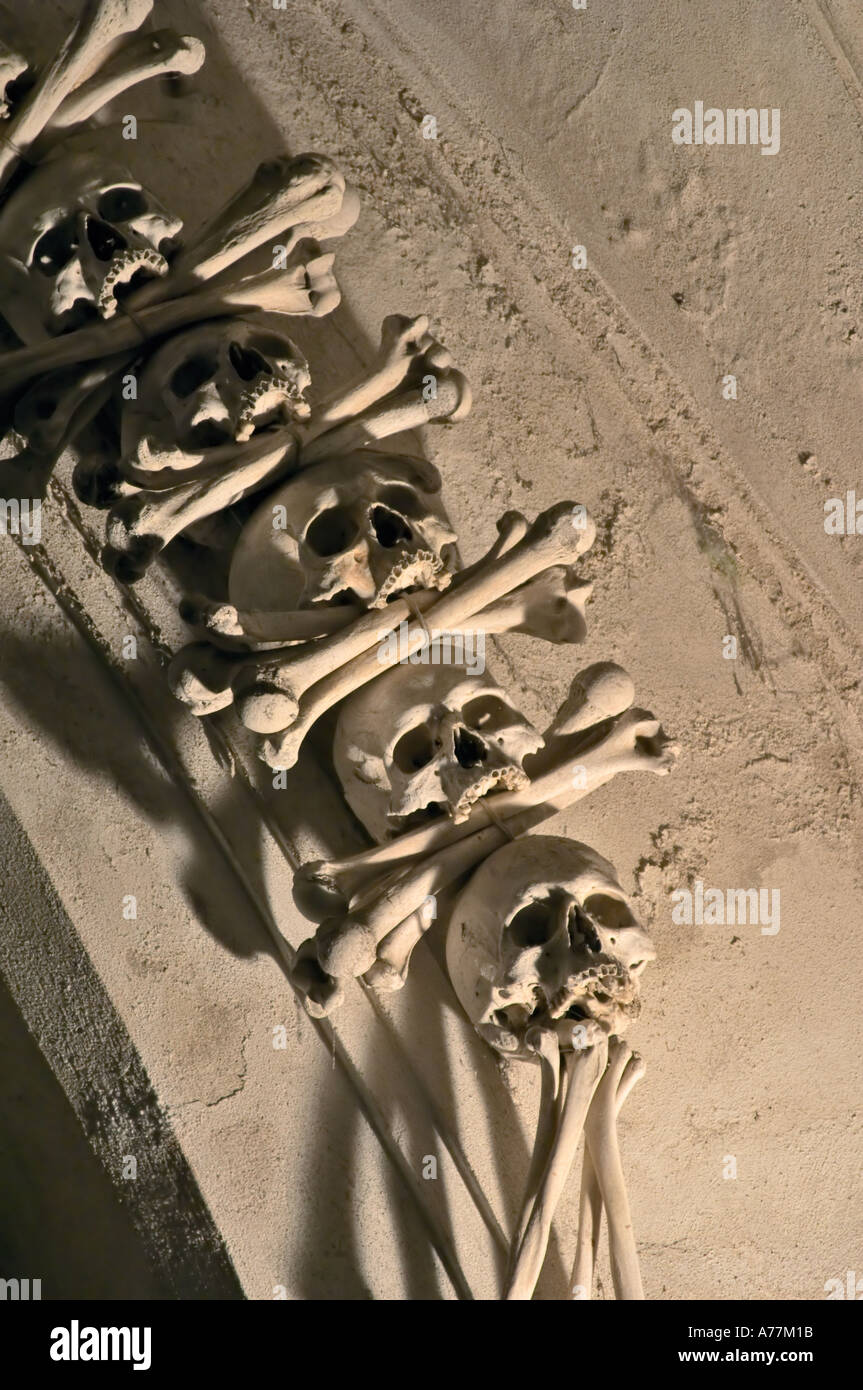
<box><xmin>446</xmin><ymin>836</ymin><xmax>655</xmax><ymax>1059</ymax></box>
<box><xmin>333</xmin><ymin>662</ymin><xmax>544</xmax><ymax>842</ymax></box>
<box><xmin>120</xmin><ymin>314</ymin><xmax>312</xmax><ymax>471</ymax></box>
<box><xmin>228</xmin><ymin>451</ymin><xmax>458</xmax><ymax>618</ymax></box>
<box><xmin>0</xmin><ymin>153</ymin><xmax>181</xmax><ymax>343</ymax></box>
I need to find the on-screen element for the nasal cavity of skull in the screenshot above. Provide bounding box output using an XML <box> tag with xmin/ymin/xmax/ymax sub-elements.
<box><xmin>453</xmin><ymin>725</ymin><xmax>488</xmax><ymax>769</ymax></box>
<box><xmin>370</xmin><ymin>506</ymin><xmax>412</xmax><ymax>549</ymax></box>
<box><xmin>305</xmin><ymin>507</ymin><xmax>360</xmax><ymax>557</ymax></box>
<box><xmin>84</xmin><ymin>216</ymin><xmax>127</xmax><ymax>263</ymax></box>
<box><xmin>570</xmin><ymin>902</ymin><xmax>602</xmax><ymax>954</ymax></box>
<box><xmin>370</xmin><ymin>484</ymin><xmax>420</xmax><ymax>547</ymax></box>
<box><xmin>228</xmin><ymin>341</ymin><xmax>273</xmax><ymax>382</ymax></box>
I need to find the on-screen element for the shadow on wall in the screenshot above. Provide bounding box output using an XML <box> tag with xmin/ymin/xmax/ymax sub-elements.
<box><xmin>0</xmin><ymin>0</ymin><xmax>550</xmax><ymax>1298</ymax></box>
<box><xmin>0</xmin><ymin>969</ymin><xmax>167</xmax><ymax>1300</ymax></box>
<box><xmin>0</xmin><ymin>786</ymin><xmax>244</xmax><ymax>1299</ymax></box>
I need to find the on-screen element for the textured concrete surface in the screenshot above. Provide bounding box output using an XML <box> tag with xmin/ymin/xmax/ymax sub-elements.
<box><xmin>1</xmin><ymin>0</ymin><xmax>861</xmax><ymax>1300</ymax></box>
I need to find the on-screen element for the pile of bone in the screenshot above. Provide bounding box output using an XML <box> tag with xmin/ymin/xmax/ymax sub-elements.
<box><xmin>0</xmin><ymin>0</ymin><xmax>679</xmax><ymax>1303</ymax></box>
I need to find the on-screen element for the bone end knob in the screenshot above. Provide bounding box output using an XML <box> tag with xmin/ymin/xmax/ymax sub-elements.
<box><xmin>234</xmin><ymin>680</ymin><xmax>300</xmax><ymax>734</ymax></box>
<box><xmin>315</xmin><ymin>912</ymin><xmax>378</xmax><ymax>979</ymax></box>
<box><xmin>549</xmin><ymin>662</ymin><xmax>636</xmax><ymax>737</ymax></box>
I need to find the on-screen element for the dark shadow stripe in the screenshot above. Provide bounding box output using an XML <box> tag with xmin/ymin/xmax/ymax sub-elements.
<box><xmin>0</xmin><ymin>788</ymin><xmax>244</xmax><ymax>1300</ymax></box>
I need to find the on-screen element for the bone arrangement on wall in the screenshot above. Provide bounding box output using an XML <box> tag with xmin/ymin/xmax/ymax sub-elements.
<box><xmin>0</xmin><ymin>0</ymin><xmax>679</xmax><ymax>1300</ymax></box>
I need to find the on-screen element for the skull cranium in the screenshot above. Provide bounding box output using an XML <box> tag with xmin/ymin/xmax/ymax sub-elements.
<box><xmin>120</xmin><ymin>314</ymin><xmax>312</xmax><ymax>472</ymax></box>
<box><xmin>0</xmin><ymin>153</ymin><xmax>181</xmax><ymax>343</ymax></box>
<box><xmin>446</xmin><ymin>836</ymin><xmax>655</xmax><ymax>1059</ymax></box>
<box><xmin>333</xmin><ymin>661</ymin><xmax>544</xmax><ymax>841</ymax></box>
<box><xmin>228</xmin><ymin>451</ymin><xmax>458</xmax><ymax>619</ymax></box>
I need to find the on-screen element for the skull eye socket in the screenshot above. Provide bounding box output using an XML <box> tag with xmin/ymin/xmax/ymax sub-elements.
<box><xmin>376</xmin><ymin>483</ymin><xmax>422</xmax><ymax>515</ymax></box>
<box><xmin>581</xmin><ymin>893</ymin><xmax>638</xmax><ymax>936</ymax></box>
<box><xmin>228</xmin><ymin>341</ymin><xmax>272</xmax><ymax>381</ymax></box>
<box><xmin>305</xmin><ymin>506</ymin><xmax>360</xmax><ymax>556</ymax></box>
<box><xmin>370</xmin><ymin>505</ymin><xmax>412</xmax><ymax>548</ymax></box>
<box><xmin>462</xmin><ymin>695</ymin><xmax>514</xmax><ymax>736</ymax></box>
<box><xmin>33</xmin><ymin>217</ymin><xmax>78</xmax><ymax>275</ymax></box>
<box><xmin>85</xmin><ymin>215</ymin><xmax>127</xmax><ymax>261</ymax></box>
<box><xmin>392</xmin><ymin>725</ymin><xmax>436</xmax><ymax>773</ymax></box>
<box><xmin>249</xmin><ymin>333</ymin><xmax>300</xmax><ymax>363</ymax></box>
<box><xmin>97</xmin><ymin>187</ymin><xmax>148</xmax><ymax>223</ymax></box>
<box><xmin>170</xmin><ymin>354</ymin><xmax>218</xmax><ymax>398</ymax></box>
<box><xmin>507</xmin><ymin>901</ymin><xmax>557</xmax><ymax>948</ymax></box>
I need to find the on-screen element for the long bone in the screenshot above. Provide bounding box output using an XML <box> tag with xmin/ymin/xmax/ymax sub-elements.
<box><xmin>311</xmin><ymin>313</ymin><xmax>452</xmax><ymax>430</ymax></box>
<box><xmin>0</xmin><ymin>0</ymin><xmax>154</xmax><ymax>194</ymax></box>
<box><xmin>571</xmin><ymin>1047</ymin><xmax>645</xmax><ymax>1299</ymax></box>
<box><xmin>175</xmin><ymin>551</ymin><xmax>589</xmax><ymax>723</ymax></box>
<box><xmin>218</xmin><ymin>509</ymin><xmax>528</xmax><ymax>647</ymax></box>
<box><xmin>5</xmin><ymin>158</ymin><xmax>354</xmax><ymax>448</ymax></box>
<box><xmin>308</xmin><ymin>707</ymin><xmax>677</xmax><ymax>985</ymax></box>
<box><xmin>31</xmin><ymin>29</ymin><xmax>205</xmax><ymax>154</ymax></box>
<box><xmin>103</xmin><ymin>369</ymin><xmax>470</xmax><ymax>580</ymax></box>
<box><xmin>505</xmin><ymin>1035</ymin><xmax>609</xmax><ymax>1300</ymax></box>
<box><xmin>581</xmin><ymin>1038</ymin><xmax>645</xmax><ymax>1299</ymax></box>
<box><xmin>34</xmin><ymin>29</ymin><xmax>206</xmax><ymax>150</ymax></box>
<box><xmin>124</xmin><ymin>312</ymin><xmax>455</xmax><ymax>483</ymax></box>
<box><xmin>180</xmin><ymin>593</ymin><xmax>360</xmax><ymax>646</ymax></box>
<box><xmin>129</xmin><ymin>153</ymin><xmax>347</xmax><ymax>305</ymax></box>
<box><xmin>260</xmin><ymin>502</ymin><xmax>596</xmax><ymax>763</ymax></box>
<box><xmin>166</xmin><ymin>510</ymin><xmax>531</xmax><ymax>682</ymax></box>
<box><xmin>293</xmin><ymin>662</ymin><xmax>647</xmax><ymax>915</ymax></box>
<box><xmin>335</xmin><ymin>708</ymin><xmax>675</xmax><ymax>999</ymax></box>
<box><xmin>0</xmin><ymin>254</ymin><xmax>338</xmax><ymax>394</ymax></box>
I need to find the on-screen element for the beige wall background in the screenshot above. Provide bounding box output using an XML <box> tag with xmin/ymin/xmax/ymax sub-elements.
<box><xmin>1</xmin><ymin>0</ymin><xmax>861</xmax><ymax>1299</ymax></box>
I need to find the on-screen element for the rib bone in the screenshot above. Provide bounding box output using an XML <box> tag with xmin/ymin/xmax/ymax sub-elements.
<box><xmin>582</xmin><ymin>1038</ymin><xmax>645</xmax><ymax>1299</ymax></box>
<box><xmin>571</xmin><ymin>1047</ymin><xmax>645</xmax><ymax>1299</ymax></box>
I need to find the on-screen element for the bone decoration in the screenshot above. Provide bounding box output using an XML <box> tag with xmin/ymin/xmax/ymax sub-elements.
<box><xmin>334</xmin><ymin>661</ymin><xmax>545</xmax><ymax>841</ymax></box>
<box><xmin>0</xmin><ymin>0</ymin><xmax>680</xmax><ymax>1304</ymax></box>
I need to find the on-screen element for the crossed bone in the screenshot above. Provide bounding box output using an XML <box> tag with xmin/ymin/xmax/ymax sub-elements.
<box><xmin>101</xmin><ymin>361</ymin><xmax>470</xmax><ymax>581</ymax></box>
<box><xmin>288</xmin><ymin>669</ymin><xmax>677</xmax><ymax>1015</ymax></box>
<box><xmin>246</xmin><ymin>502</ymin><xmax>596</xmax><ymax>769</ymax></box>
<box><xmin>1</xmin><ymin>139</ymin><xmax>357</xmax><ymax>475</ymax></box>
<box><xmin>0</xmin><ymin>0</ymin><xmax>155</xmax><ymax>195</ymax></box>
